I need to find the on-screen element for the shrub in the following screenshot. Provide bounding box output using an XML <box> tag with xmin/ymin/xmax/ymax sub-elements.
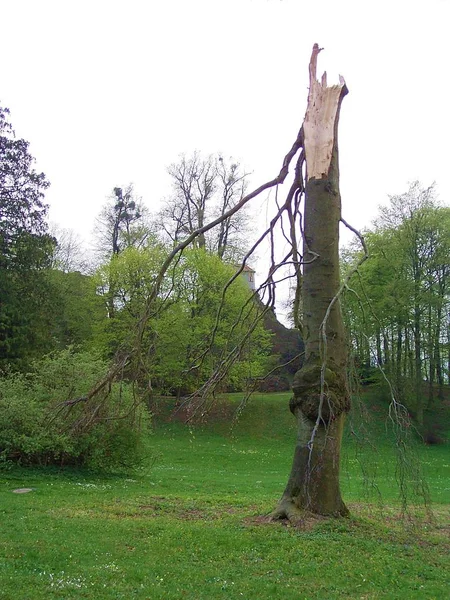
<box><xmin>0</xmin><ymin>349</ymin><xmax>150</xmax><ymax>470</ymax></box>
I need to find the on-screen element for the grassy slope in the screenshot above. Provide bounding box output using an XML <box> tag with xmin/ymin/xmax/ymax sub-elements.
<box><xmin>0</xmin><ymin>391</ymin><xmax>449</xmax><ymax>599</ymax></box>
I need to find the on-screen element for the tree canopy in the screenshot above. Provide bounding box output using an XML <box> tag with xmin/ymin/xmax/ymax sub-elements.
<box><xmin>0</xmin><ymin>104</ymin><xmax>55</xmax><ymax>366</ymax></box>
<box><xmin>159</xmin><ymin>152</ymin><xmax>251</xmax><ymax>262</ymax></box>
<box><xmin>343</xmin><ymin>182</ymin><xmax>450</xmax><ymax>435</ymax></box>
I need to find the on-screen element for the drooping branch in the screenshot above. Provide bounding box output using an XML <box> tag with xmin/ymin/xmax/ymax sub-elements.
<box><xmin>54</xmin><ymin>124</ymin><xmax>306</xmax><ymax>418</ymax></box>
<box><xmin>135</xmin><ymin>127</ymin><xmax>305</xmax><ymax>345</ymax></box>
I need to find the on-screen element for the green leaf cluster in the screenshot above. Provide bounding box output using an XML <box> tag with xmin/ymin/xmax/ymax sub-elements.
<box><xmin>0</xmin><ymin>104</ymin><xmax>57</xmax><ymax>367</ymax></box>
<box><xmin>343</xmin><ymin>183</ymin><xmax>450</xmax><ymax>430</ymax></box>
<box><xmin>95</xmin><ymin>246</ymin><xmax>271</xmax><ymax>394</ymax></box>
<box><xmin>0</xmin><ymin>348</ymin><xmax>149</xmax><ymax>470</ymax></box>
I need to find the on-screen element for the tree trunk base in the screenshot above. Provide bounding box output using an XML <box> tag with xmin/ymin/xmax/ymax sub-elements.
<box><xmin>271</xmin><ymin>496</ymin><xmax>349</xmax><ymax>524</ymax></box>
<box><xmin>270</xmin><ymin>499</ymin><xmax>349</xmax><ymax>528</ymax></box>
<box><xmin>275</xmin><ymin>411</ymin><xmax>349</xmax><ymax>518</ymax></box>
<box><xmin>271</xmin><ymin>499</ymin><xmax>305</xmax><ymax>524</ymax></box>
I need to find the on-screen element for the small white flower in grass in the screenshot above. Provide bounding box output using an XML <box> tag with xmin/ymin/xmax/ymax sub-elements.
<box><xmin>99</xmin><ymin>562</ymin><xmax>120</xmax><ymax>572</ymax></box>
<box><xmin>46</xmin><ymin>571</ymin><xmax>87</xmax><ymax>589</ymax></box>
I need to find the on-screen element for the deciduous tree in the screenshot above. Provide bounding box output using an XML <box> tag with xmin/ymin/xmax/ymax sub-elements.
<box><xmin>95</xmin><ymin>184</ymin><xmax>152</xmax><ymax>260</ymax></box>
<box><xmin>95</xmin><ymin>184</ymin><xmax>155</xmax><ymax>317</ymax></box>
<box><xmin>343</xmin><ymin>184</ymin><xmax>450</xmax><ymax>427</ymax></box>
<box><xmin>95</xmin><ymin>244</ymin><xmax>270</xmax><ymax>393</ymax></box>
<box><xmin>159</xmin><ymin>153</ymin><xmax>250</xmax><ymax>261</ymax></box>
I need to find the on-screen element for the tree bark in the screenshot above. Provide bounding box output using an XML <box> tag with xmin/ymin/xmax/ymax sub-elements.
<box><xmin>376</xmin><ymin>329</ymin><xmax>382</xmax><ymax>366</ymax></box>
<box><xmin>414</xmin><ymin>301</ymin><xmax>423</xmax><ymax>425</ymax></box>
<box><xmin>273</xmin><ymin>45</ymin><xmax>349</xmax><ymax>520</ymax></box>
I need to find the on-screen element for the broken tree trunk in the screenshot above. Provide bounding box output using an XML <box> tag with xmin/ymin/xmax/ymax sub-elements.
<box><xmin>273</xmin><ymin>44</ymin><xmax>349</xmax><ymax>520</ymax></box>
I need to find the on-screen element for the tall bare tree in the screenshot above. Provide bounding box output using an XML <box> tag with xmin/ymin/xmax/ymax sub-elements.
<box><xmin>215</xmin><ymin>156</ymin><xmax>249</xmax><ymax>260</ymax></box>
<box><xmin>159</xmin><ymin>152</ymin><xmax>250</xmax><ymax>261</ymax></box>
<box><xmin>50</xmin><ymin>224</ymin><xmax>89</xmax><ymax>273</ymax></box>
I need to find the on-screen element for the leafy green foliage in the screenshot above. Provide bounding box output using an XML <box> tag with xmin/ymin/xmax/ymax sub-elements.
<box><xmin>0</xmin><ymin>240</ymin><xmax>57</xmax><ymax>367</ymax></box>
<box><xmin>46</xmin><ymin>270</ymin><xmax>106</xmax><ymax>350</ymax></box>
<box><xmin>152</xmin><ymin>250</ymin><xmax>271</xmax><ymax>393</ymax></box>
<box><xmin>95</xmin><ymin>246</ymin><xmax>271</xmax><ymax>394</ymax></box>
<box><xmin>342</xmin><ymin>183</ymin><xmax>450</xmax><ymax>427</ymax></box>
<box><xmin>0</xmin><ymin>349</ymin><xmax>149</xmax><ymax>470</ymax></box>
<box><xmin>0</xmin><ymin>103</ymin><xmax>56</xmax><ymax>368</ymax></box>
<box><xmin>0</xmin><ymin>105</ymin><xmax>50</xmax><ymax>264</ymax></box>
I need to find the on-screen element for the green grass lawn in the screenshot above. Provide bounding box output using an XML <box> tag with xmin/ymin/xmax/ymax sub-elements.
<box><xmin>1</xmin><ymin>392</ymin><xmax>449</xmax><ymax>599</ymax></box>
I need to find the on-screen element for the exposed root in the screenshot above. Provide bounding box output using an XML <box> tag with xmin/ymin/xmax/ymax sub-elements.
<box><xmin>271</xmin><ymin>497</ymin><xmax>349</xmax><ymax>525</ymax></box>
<box><xmin>270</xmin><ymin>500</ymin><xmax>311</xmax><ymax>526</ymax></box>
<box><xmin>269</xmin><ymin>501</ymin><xmax>334</xmax><ymax>531</ymax></box>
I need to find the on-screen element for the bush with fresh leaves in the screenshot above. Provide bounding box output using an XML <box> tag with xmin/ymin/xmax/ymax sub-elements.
<box><xmin>0</xmin><ymin>349</ymin><xmax>150</xmax><ymax>470</ymax></box>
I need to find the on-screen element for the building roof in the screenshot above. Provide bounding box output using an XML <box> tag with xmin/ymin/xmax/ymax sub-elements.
<box><xmin>240</xmin><ymin>264</ymin><xmax>255</xmax><ymax>273</ymax></box>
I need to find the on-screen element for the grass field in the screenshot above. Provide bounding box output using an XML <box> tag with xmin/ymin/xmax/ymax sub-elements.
<box><xmin>1</xmin><ymin>392</ymin><xmax>449</xmax><ymax>599</ymax></box>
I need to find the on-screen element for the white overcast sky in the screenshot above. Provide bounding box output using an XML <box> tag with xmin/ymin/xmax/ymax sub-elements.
<box><xmin>2</xmin><ymin>0</ymin><xmax>450</xmax><ymax>261</ymax></box>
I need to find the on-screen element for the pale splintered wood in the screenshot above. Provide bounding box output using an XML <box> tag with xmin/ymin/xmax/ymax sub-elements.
<box><xmin>303</xmin><ymin>44</ymin><xmax>347</xmax><ymax>181</ymax></box>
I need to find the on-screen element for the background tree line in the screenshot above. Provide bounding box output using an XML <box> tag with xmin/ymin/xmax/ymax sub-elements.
<box><xmin>0</xmin><ymin>103</ymin><xmax>276</xmax><ymax>467</ymax></box>
<box><xmin>0</xmin><ymin>101</ymin><xmax>262</xmax><ymax>378</ymax></box>
<box><xmin>1</xmin><ymin>101</ymin><xmax>448</xmax><ymax>468</ymax></box>
<box><xmin>342</xmin><ymin>182</ymin><xmax>449</xmax><ymax>435</ymax></box>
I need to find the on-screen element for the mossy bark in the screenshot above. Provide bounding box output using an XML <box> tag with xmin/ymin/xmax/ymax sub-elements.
<box><xmin>273</xmin><ymin>45</ymin><xmax>349</xmax><ymax>519</ymax></box>
<box><xmin>273</xmin><ymin>411</ymin><xmax>348</xmax><ymax>519</ymax></box>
